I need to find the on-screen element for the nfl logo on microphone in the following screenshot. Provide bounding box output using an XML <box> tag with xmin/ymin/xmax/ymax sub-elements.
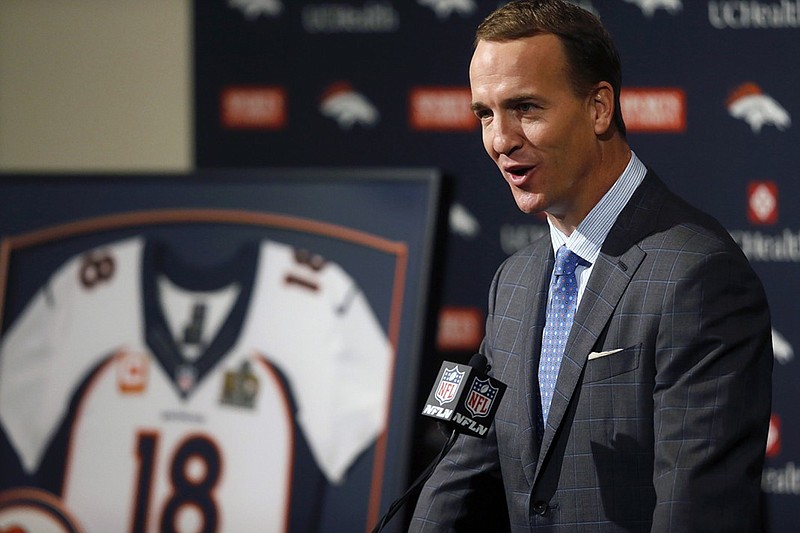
<box><xmin>466</xmin><ymin>378</ymin><xmax>498</xmax><ymax>418</ymax></box>
<box><xmin>422</xmin><ymin>359</ymin><xmax>507</xmax><ymax>438</ymax></box>
<box><xmin>435</xmin><ymin>366</ymin><xmax>465</xmax><ymax>405</ymax></box>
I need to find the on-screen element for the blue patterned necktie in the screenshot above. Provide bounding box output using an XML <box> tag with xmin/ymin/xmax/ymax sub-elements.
<box><xmin>539</xmin><ymin>245</ymin><xmax>587</xmax><ymax>424</ymax></box>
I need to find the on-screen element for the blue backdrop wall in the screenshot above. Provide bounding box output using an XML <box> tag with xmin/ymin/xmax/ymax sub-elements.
<box><xmin>194</xmin><ymin>0</ymin><xmax>799</xmax><ymax>529</ymax></box>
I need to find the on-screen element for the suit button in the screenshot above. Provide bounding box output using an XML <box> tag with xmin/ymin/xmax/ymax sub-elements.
<box><xmin>532</xmin><ymin>501</ymin><xmax>549</xmax><ymax>515</ymax></box>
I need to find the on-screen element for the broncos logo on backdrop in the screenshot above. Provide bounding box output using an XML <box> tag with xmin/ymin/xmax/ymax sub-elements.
<box><xmin>319</xmin><ymin>82</ymin><xmax>380</xmax><ymax>129</ymax></box>
<box><xmin>727</xmin><ymin>82</ymin><xmax>791</xmax><ymax>134</ymax></box>
<box><xmin>228</xmin><ymin>0</ymin><xmax>283</xmax><ymax>19</ymax></box>
<box><xmin>623</xmin><ymin>0</ymin><xmax>682</xmax><ymax>16</ymax></box>
<box><xmin>418</xmin><ymin>0</ymin><xmax>477</xmax><ymax>19</ymax></box>
<box><xmin>449</xmin><ymin>203</ymin><xmax>480</xmax><ymax>239</ymax></box>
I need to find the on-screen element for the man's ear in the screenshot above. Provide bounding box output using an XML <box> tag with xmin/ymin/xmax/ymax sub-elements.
<box><xmin>590</xmin><ymin>82</ymin><xmax>615</xmax><ymax>136</ymax></box>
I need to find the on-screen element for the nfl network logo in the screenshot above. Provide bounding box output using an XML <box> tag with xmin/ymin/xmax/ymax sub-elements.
<box><xmin>466</xmin><ymin>378</ymin><xmax>498</xmax><ymax>418</ymax></box>
<box><xmin>435</xmin><ymin>366</ymin><xmax>465</xmax><ymax>405</ymax></box>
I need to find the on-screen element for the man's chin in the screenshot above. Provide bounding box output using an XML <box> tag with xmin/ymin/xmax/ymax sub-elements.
<box><xmin>511</xmin><ymin>189</ymin><xmax>547</xmax><ymax>215</ymax></box>
<box><xmin>513</xmin><ymin>198</ymin><xmax>546</xmax><ymax>216</ymax></box>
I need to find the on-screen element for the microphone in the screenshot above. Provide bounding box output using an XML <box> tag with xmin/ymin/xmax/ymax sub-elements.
<box><xmin>370</xmin><ymin>354</ymin><xmax>507</xmax><ymax>533</ymax></box>
<box><xmin>420</xmin><ymin>352</ymin><xmax>506</xmax><ymax>438</ymax></box>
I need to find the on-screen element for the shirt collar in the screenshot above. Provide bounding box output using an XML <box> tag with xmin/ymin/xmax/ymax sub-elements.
<box><xmin>548</xmin><ymin>151</ymin><xmax>647</xmax><ymax>264</ymax></box>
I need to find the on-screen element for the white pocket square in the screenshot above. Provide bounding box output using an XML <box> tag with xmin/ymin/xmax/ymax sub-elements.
<box><xmin>588</xmin><ymin>348</ymin><xmax>624</xmax><ymax>360</ymax></box>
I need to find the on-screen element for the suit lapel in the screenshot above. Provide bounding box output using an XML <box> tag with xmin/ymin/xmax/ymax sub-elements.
<box><xmin>532</xmin><ymin>171</ymin><xmax>666</xmax><ymax>484</ymax></box>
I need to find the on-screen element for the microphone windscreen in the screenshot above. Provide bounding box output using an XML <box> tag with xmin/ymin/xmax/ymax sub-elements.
<box><xmin>468</xmin><ymin>353</ymin><xmax>487</xmax><ymax>374</ymax></box>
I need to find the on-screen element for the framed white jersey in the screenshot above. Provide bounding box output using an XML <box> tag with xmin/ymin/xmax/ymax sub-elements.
<box><xmin>0</xmin><ymin>170</ymin><xmax>441</xmax><ymax>533</ymax></box>
<box><xmin>0</xmin><ymin>236</ymin><xmax>392</xmax><ymax>532</ymax></box>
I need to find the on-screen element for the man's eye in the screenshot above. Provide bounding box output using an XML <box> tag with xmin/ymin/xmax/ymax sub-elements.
<box><xmin>517</xmin><ymin>103</ymin><xmax>538</xmax><ymax>112</ymax></box>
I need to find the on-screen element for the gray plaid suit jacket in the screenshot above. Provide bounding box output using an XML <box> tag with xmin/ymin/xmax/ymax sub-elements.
<box><xmin>410</xmin><ymin>171</ymin><xmax>773</xmax><ymax>532</ymax></box>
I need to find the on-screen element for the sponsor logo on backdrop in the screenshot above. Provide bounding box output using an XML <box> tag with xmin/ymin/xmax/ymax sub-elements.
<box><xmin>763</xmin><ymin>413</ymin><xmax>800</xmax><ymax>495</ymax></box>
<box><xmin>747</xmin><ymin>181</ymin><xmax>779</xmax><ymax>225</ymax></box>
<box><xmin>731</xmin><ymin>228</ymin><xmax>800</xmax><ymax>261</ymax></box>
<box><xmin>621</xmin><ymin>88</ymin><xmax>686</xmax><ymax>133</ymax></box>
<box><xmin>437</xmin><ymin>307</ymin><xmax>484</xmax><ymax>351</ymax></box>
<box><xmin>624</xmin><ymin>0</ymin><xmax>683</xmax><ymax>16</ymax></box>
<box><xmin>449</xmin><ymin>202</ymin><xmax>480</xmax><ymax>238</ymax></box>
<box><xmin>709</xmin><ymin>0</ymin><xmax>800</xmax><ymax>29</ymax></box>
<box><xmin>418</xmin><ymin>0</ymin><xmax>477</xmax><ymax>18</ymax></box>
<box><xmin>763</xmin><ymin>462</ymin><xmax>800</xmax><ymax>494</ymax></box>
<box><xmin>319</xmin><ymin>82</ymin><xmax>380</xmax><ymax>129</ymax></box>
<box><xmin>500</xmin><ymin>223</ymin><xmax>550</xmax><ymax>255</ymax></box>
<box><xmin>761</xmin><ymin>338</ymin><xmax>799</xmax><ymax>495</ymax></box>
<box><xmin>410</xmin><ymin>87</ymin><xmax>477</xmax><ymax>131</ymax></box>
<box><xmin>772</xmin><ymin>328</ymin><xmax>794</xmax><ymax>365</ymax></box>
<box><xmin>228</xmin><ymin>0</ymin><xmax>283</xmax><ymax>19</ymax></box>
<box><xmin>727</xmin><ymin>82</ymin><xmax>791</xmax><ymax>133</ymax></box>
<box><xmin>731</xmin><ymin>181</ymin><xmax>800</xmax><ymax>261</ymax></box>
<box><xmin>766</xmin><ymin>414</ymin><xmax>781</xmax><ymax>457</ymax></box>
<box><xmin>221</xmin><ymin>86</ymin><xmax>287</xmax><ymax>129</ymax></box>
<box><xmin>303</xmin><ymin>2</ymin><xmax>399</xmax><ymax>33</ymax></box>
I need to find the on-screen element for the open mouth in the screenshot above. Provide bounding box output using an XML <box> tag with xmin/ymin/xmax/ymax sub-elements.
<box><xmin>504</xmin><ymin>165</ymin><xmax>534</xmax><ymax>184</ymax></box>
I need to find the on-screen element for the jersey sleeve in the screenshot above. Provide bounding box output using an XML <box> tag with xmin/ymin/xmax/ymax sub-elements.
<box><xmin>258</xmin><ymin>242</ymin><xmax>394</xmax><ymax>485</ymax></box>
<box><xmin>314</xmin><ymin>274</ymin><xmax>393</xmax><ymax>484</ymax></box>
<box><xmin>0</xmin><ymin>238</ymin><xmax>143</xmax><ymax>473</ymax></box>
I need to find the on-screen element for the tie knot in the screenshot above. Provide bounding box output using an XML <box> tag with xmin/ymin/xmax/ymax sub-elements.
<box><xmin>553</xmin><ymin>246</ymin><xmax>586</xmax><ymax>276</ymax></box>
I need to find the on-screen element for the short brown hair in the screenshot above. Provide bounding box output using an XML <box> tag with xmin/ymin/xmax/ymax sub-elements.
<box><xmin>476</xmin><ymin>0</ymin><xmax>626</xmax><ymax>137</ymax></box>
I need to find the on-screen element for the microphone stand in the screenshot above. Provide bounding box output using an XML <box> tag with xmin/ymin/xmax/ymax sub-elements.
<box><xmin>370</xmin><ymin>428</ymin><xmax>459</xmax><ymax>533</ymax></box>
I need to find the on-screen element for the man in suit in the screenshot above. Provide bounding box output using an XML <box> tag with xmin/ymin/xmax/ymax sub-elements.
<box><xmin>410</xmin><ymin>1</ymin><xmax>773</xmax><ymax>531</ymax></box>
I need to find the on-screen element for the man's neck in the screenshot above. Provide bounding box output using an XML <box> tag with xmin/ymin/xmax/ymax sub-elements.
<box><xmin>548</xmin><ymin>142</ymin><xmax>632</xmax><ymax>236</ymax></box>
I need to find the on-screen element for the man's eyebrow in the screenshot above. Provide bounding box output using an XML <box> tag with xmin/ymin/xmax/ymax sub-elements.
<box><xmin>471</xmin><ymin>94</ymin><xmax>544</xmax><ymax>112</ymax></box>
<box><xmin>504</xmin><ymin>94</ymin><xmax>543</xmax><ymax>107</ymax></box>
<box><xmin>470</xmin><ymin>101</ymin><xmax>487</xmax><ymax>113</ymax></box>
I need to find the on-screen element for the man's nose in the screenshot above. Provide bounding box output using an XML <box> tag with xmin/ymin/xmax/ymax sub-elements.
<box><xmin>489</xmin><ymin>116</ymin><xmax>523</xmax><ymax>156</ymax></box>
